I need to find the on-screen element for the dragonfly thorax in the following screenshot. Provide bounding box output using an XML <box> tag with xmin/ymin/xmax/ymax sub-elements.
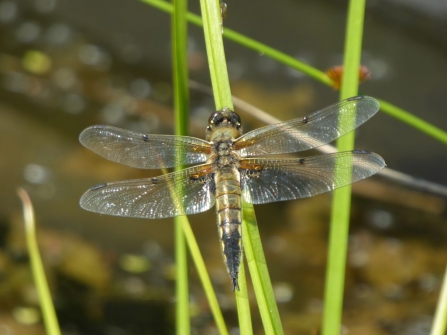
<box><xmin>210</xmin><ymin>136</ymin><xmax>240</xmax><ymax>169</ymax></box>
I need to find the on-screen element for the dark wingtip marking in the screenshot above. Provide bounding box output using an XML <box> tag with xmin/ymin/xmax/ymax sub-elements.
<box><xmin>352</xmin><ymin>149</ymin><xmax>371</xmax><ymax>154</ymax></box>
<box><xmin>151</xmin><ymin>177</ymin><xmax>158</xmax><ymax>184</ymax></box>
<box><xmin>299</xmin><ymin>158</ymin><xmax>305</xmax><ymax>165</ymax></box>
<box><xmin>90</xmin><ymin>183</ymin><xmax>107</xmax><ymax>191</ymax></box>
<box><xmin>302</xmin><ymin>116</ymin><xmax>309</xmax><ymax>124</ymax></box>
<box><xmin>232</xmin><ymin>277</ymin><xmax>240</xmax><ymax>292</ymax></box>
<box><xmin>91</xmin><ymin>124</ymin><xmax>108</xmax><ymax>129</ymax></box>
<box><xmin>347</xmin><ymin>96</ymin><xmax>363</xmax><ymax>101</ymax></box>
<box><xmin>142</xmin><ymin>134</ymin><xmax>149</xmax><ymax>142</ymax></box>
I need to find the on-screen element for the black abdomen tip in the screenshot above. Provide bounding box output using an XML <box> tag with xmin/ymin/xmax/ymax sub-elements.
<box><xmin>232</xmin><ymin>277</ymin><xmax>240</xmax><ymax>292</ymax></box>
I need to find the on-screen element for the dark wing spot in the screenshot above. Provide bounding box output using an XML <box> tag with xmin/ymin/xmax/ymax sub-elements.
<box><xmin>90</xmin><ymin>183</ymin><xmax>107</xmax><ymax>191</ymax></box>
<box><xmin>299</xmin><ymin>158</ymin><xmax>305</xmax><ymax>165</ymax></box>
<box><xmin>245</xmin><ymin>169</ymin><xmax>262</xmax><ymax>178</ymax></box>
<box><xmin>352</xmin><ymin>149</ymin><xmax>370</xmax><ymax>154</ymax></box>
<box><xmin>302</xmin><ymin>116</ymin><xmax>308</xmax><ymax>124</ymax></box>
<box><xmin>151</xmin><ymin>177</ymin><xmax>158</xmax><ymax>184</ymax></box>
<box><xmin>92</xmin><ymin>125</ymin><xmax>107</xmax><ymax>130</ymax></box>
<box><xmin>189</xmin><ymin>174</ymin><xmax>199</xmax><ymax>181</ymax></box>
<box><xmin>347</xmin><ymin>96</ymin><xmax>363</xmax><ymax>101</ymax></box>
<box><xmin>142</xmin><ymin>134</ymin><xmax>149</xmax><ymax>141</ymax></box>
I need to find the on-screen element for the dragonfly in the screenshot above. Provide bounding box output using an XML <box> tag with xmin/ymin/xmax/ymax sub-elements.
<box><xmin>79</xmin><ymin>95</ymin><xmax>386</xmax><ymax>291</ymax></box>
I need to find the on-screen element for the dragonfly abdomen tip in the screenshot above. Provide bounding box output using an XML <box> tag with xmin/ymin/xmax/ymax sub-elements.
<box><xmin>232</xmin><ymin>277</ymin><xmax>240</xmax><ymax>291</ymax></box>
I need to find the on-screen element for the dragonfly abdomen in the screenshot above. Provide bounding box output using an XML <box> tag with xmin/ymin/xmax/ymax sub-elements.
<box><xmin>215</xmin><ymin>168</ymin><xmax>242</xmax><ymax>291</ymax></box>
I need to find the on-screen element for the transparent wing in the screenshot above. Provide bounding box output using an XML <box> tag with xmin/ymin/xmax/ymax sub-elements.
<box><xmin>241</xmin><ymin>150</ymin><xmax>386</xmax><ymax>204</ymax></box>
<box><xmin>234</xmin><ymin>96</ymin><xmax>380</xmax><ymax>156</ymax></box>
<box><xmin>80</xmin><ymin>164</ymin><xmax>215</xmax><ymax>219</ymax></box>
<box><xmin>79</xmin><ymin>125</ymin><xmax>211</xmax><ymax>169</ymax></box>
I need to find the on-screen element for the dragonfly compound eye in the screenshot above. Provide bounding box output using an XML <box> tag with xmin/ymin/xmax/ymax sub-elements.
<box><xmin>209</xmin><ymin>112</ymin><xmax>224</xmax><ymax>125</ymax></box>
<box><xmin>230</xmin><ymin>112</ymin><xmax>241</xmax><ymax>127</ymax></box>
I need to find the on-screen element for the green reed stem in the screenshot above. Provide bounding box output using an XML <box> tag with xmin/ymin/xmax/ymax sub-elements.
<box><xmin>430</xmin><ymin>263</ymin><xmax>447</xmax><ymax>335</ymax></box>
<box><xmin>322</xmin><ymin>1</ymin><xmax>366</xmax><ymax>334</ymax></box>
<box><xmin>172</xmin><ymin>0</ymin><xmax>190</xmax><ymax>332</ymax></box>
<box><xmin>242</xmin><ymin>202</ymin><xmax>284</xmax><ymax>335</ymax></box>
<box><xmin>172</xmin><ymin>1</ymin><xmax>228</xmax><ymax>334</ymax></box>
<box><xmin>17</xmin><ymin>189</ymin><xmax>61</xmax><ymax>335</ymax></box>
<box><xmin>198</xmin><ymin>1</ymin><xmax>253</xmax><ymax>333</ymax></box>
<box><xmin>200</xmin><ymin>0</ymin><xmax>283</xmax><ymax>333</ymax></box>
<box><xmin>180</xmin><ymin>216</ymin><xmax>229</xmax><ymax>335</ymax></box>
<box><xmin>199</xmin><ymin>0</ymin><xmax>233</xmax><ymax>110</ymax></box>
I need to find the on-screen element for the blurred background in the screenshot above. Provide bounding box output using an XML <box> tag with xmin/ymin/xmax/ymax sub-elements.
<box><xmin>1</xmin><ymin>0</ymin><xmax>447</xmax><ymax>334</ymax></box>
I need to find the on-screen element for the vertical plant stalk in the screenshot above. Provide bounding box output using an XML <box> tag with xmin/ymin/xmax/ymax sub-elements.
<box><xmin>199</xmin><ymin>1</ymin><xmax>283</xmax><ymax>333</ymax></box>
<box><xmin>242</xmin><ymin>201</ymin><xmax>284</xmax><ymax>335</ymax></box>
<box><xmin>17</xmin><ymin>188</ymin><xmax>61</xmax><ymax>335</ymax></box>
<box><xmin>181</xmin><ymin>218</ymin><xmax>230</xmax><ymax>335</ymax></box>
<box><xmin>322</xmin><ymin>1</ymin><xmax>366</xmax><ymax>334</ymax></box>
<box><xmin>235</xmin><ymin>262</ymin><xmax>251</xmax><ymax>331</ymax></box>
<box><xmin>430</xmin><ymin>263</ymin><xmax>447</xmax><ymax>335</ymax></box>
<box><xmin>174</xmin><ymin>217</ymin><xmax>189</xmax><ymax>335</ymax></box>
<box><xmin>199</xmin><ymin>0</ymin><xmax>251</xmax><ymax>333</ymax></box>
<box><xmin>172</xmin><ymin>1</ymin><xmax>229</xmax><ymax>334</ymax></box>
<box><xmin>199</xmin><ymin>0</ymin><xmax>233</xmax><ymax>111</ymax></box>
<box><xmin>172</xmin><ymin>0</ymin><xmax>190</xmax><ymax>332</ymax></box>
<box><xmin>199</xmin><ymin>0</ymin><xmax>243</xmax><ymax>296</ymax></box>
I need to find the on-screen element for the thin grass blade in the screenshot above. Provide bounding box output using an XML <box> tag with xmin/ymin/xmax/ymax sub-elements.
<box><xmin>430</xmin><ymin>263</ymin><xmax>447</xmax><ymax>335</ymax></box>
<box><xmin>242</xmin><ymin>201</ymin><xmax>284</xmax><ymax>335</ymax></box>
<box><xmin>172</xmin><ymin>0</ymin><xmax>190</xmax><ymax>332</ymax></box>
<box><xmin>17</xmin><ymin>188</ymin><xmax>61</xmax><ymax>335</ymax></box>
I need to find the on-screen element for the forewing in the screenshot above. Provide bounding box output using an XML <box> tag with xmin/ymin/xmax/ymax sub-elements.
<box><xmin>80</xmin><ymin>164</ymin><xmax>215</xmax><ymax>219</ymax></box>
<box><xmin>80</xmin><ymin>125</ymin><xmax>211</xmax><ymax>169</ymax></box>
<box><xmin>241</xmin><ymin>151</ymin><xmax>385</xmax><ymax>204</ymax></box>
<box><xmin>234</xmin><ymin>96</ymin><xmax>380</xmax><ymax>156</ymax></box>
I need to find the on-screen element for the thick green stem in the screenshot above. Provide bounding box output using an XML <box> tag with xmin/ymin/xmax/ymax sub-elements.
<box><xmin>322</xmin><ymin>1</ymin><xmax>366</xmax><ymax>334</ymax></box>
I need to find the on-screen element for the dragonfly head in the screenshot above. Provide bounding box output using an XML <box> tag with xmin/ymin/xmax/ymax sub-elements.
<box><xmin>206</xmin><ymin>108</ymin><xmax>243</xmax><ymax>141</ymax></box>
